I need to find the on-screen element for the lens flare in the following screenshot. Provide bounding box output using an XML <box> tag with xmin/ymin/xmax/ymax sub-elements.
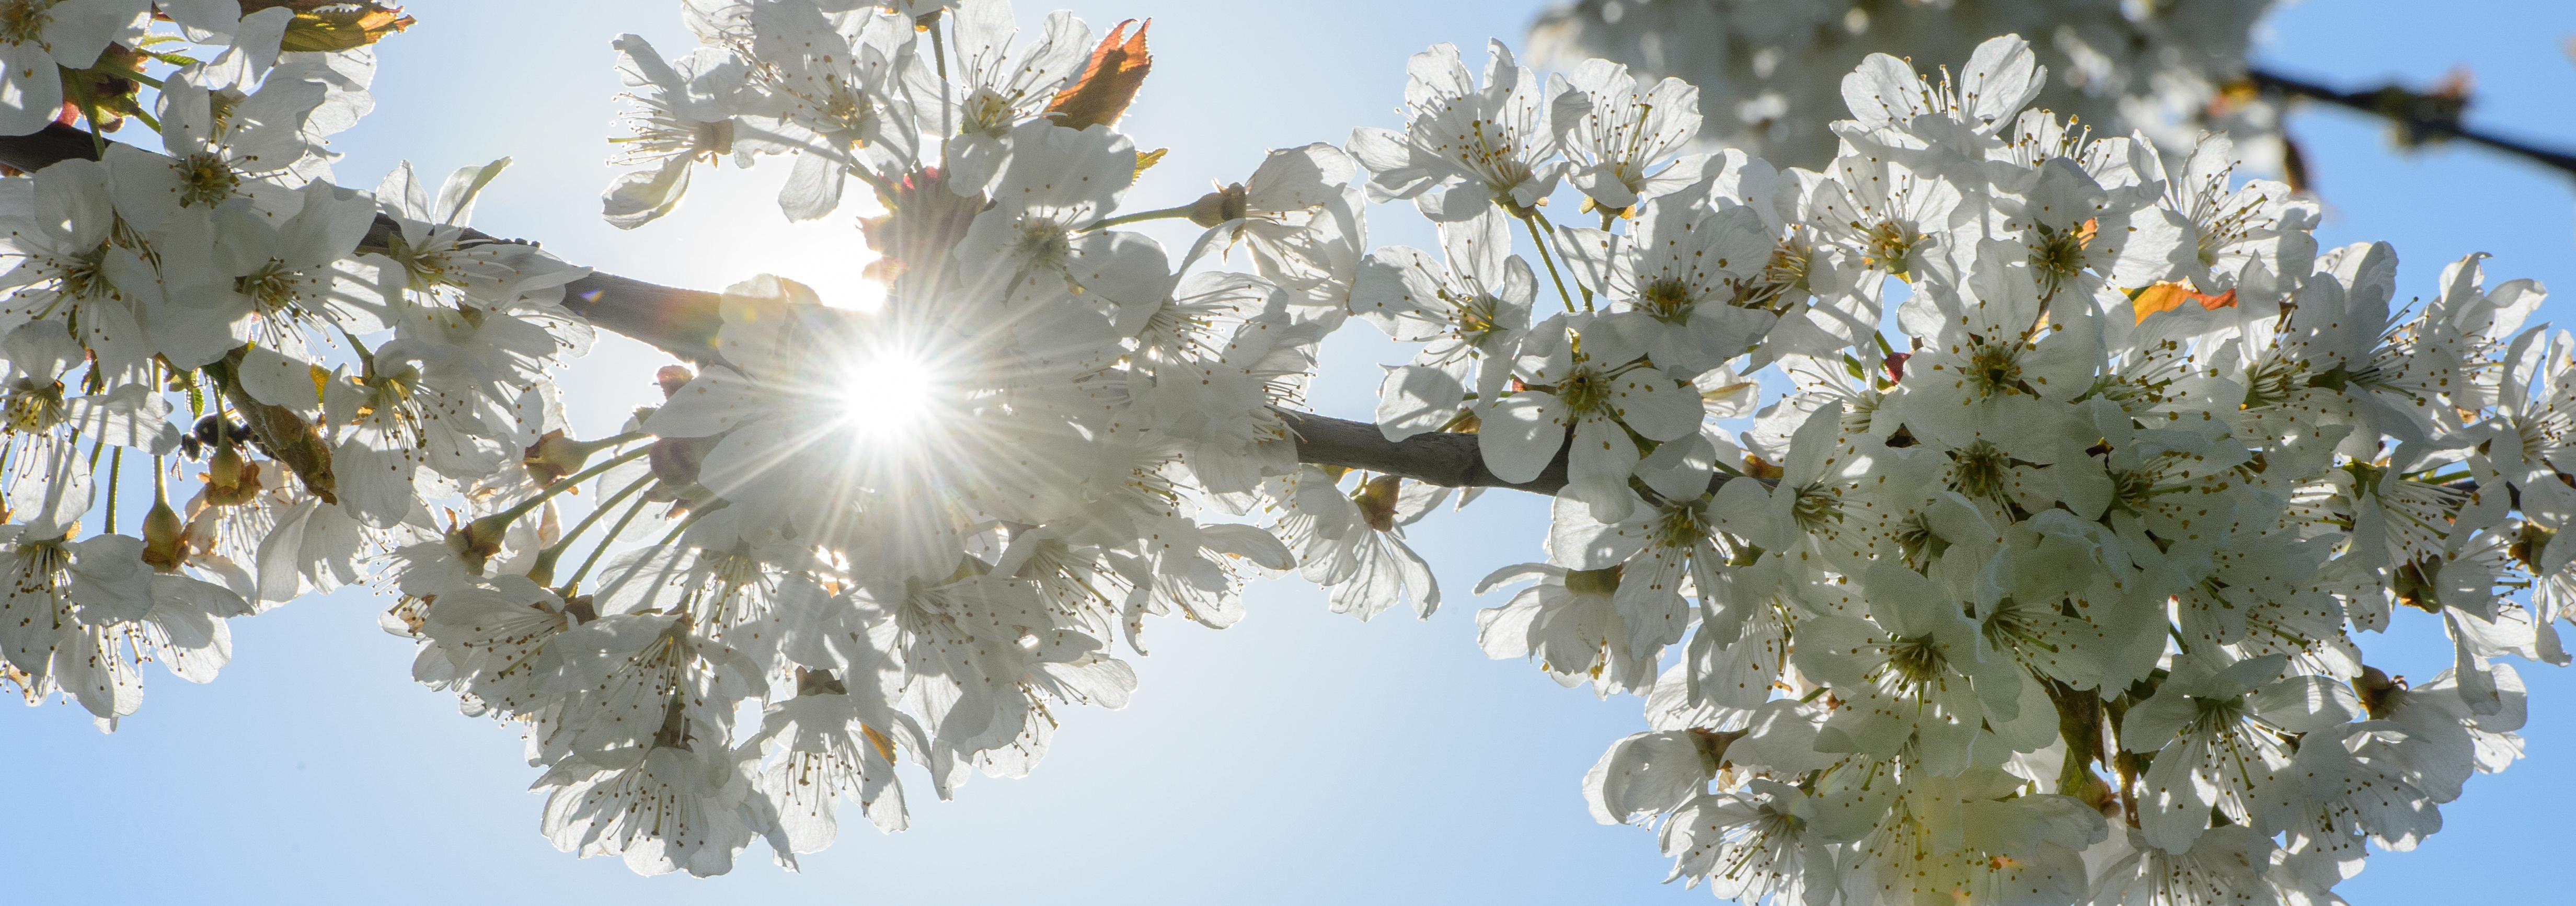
<box><xmin>839</xmin><ymin>353</ymin><xmax>936</xmax><ymax>443</ymax></box>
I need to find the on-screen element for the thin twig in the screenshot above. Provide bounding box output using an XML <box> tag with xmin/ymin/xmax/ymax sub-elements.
<box><xmin>2248</xmin><ymin>66</ymin><xmax>2576</xmax><ymax>180</ymax></box>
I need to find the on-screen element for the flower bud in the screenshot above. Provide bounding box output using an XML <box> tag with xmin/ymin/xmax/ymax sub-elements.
<box><xmin>455</xmin><ymin>515</ymin><xmax>511</xmax><ymax>576</ymax></box>
<box><xmin>141</xmin><ymin>500</ymin><xmax>186</xmax><ymax>572</ymax></box>
<box><xmin>522</xmin><ymin>430</ymin><xmax>586</xmax><ymax>485</ymax></box>
<box><xmin>650</xmin><ymin>435</ymin><xmax>709</xmax><ymax>485</ymax></box>
<box><xmin>2355</xmin><ymin>665</ymin><xmax>2406</xmax><ymax>719</ymax></box>
<box><xmin>656</xmin><ymin>365</ymin><xmax>695</xmax><ymax>398</ymax></box>
<box><xmin>204</xmin><ymin>449</ymin><xmax>268</xmax><ymax>507</ymax></box>
<box><xmin>1187</xmin><ymin>183</ymin><xmax>1248</xmax><ymax>228</ymax></box>
<box><xmin>1563</xmin><ymin>566</ymin><xmax>1621</xmax><ymax>595</ymax></box>
<box><xmin>1351</xmin><ymin>475</ymin><xmax>1403</xmax><ymax>532</ymax></box>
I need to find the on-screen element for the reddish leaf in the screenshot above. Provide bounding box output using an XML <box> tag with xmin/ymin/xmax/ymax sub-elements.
<box><xmin>2130</xmin><ymin>281</ymin><xmax>2238</xmax><ymax>324</ymax></box>
<box><xmin>1046</xmin><ymin>20</ymin><xmax>1152</xmax><ymax>131</ymax></box>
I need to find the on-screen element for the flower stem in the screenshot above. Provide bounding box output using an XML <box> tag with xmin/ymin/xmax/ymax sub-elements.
<box><xmin>104</xmin><ymin>446</ymin><xmax>123</xmax><ymax>535</ymax></box>
<box><xmin>1520</xmin><ymin>211</ymin><xmax>1586</xmax><ymax>314</ymax></box>
<box><xmin>531</xmin><ymin>473</ymin><xmax>657</xmax><ymax>583</ymax></box>
<box><xmin>474</xmin><ymin>444</ymin><xmax>653</xmax><ymax>537</ymax></box>
<box><xmin>932</xmin><ymin>13</ymin><xmax>954</xmax><ymax>165</ymax></box>
<box><xmin>1082</xmin><ymin>203</ymin><xmax>1199</xmax><ymax>233</ymax></box>
<box><xmin>563</xmin><ymin>491</ymin><xmax>660</xmax><ymax>592</ymax></box>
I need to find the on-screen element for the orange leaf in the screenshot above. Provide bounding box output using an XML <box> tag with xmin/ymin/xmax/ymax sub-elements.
<box><xmin>2130</xmin><ymin>281</ymin><xmax>2238</xmax><ymax>323</ymax></box>
<box><xmin>1046</xmin><ymin>19</ymin><xmax>1152</xmax><ymax>131</ymax></box>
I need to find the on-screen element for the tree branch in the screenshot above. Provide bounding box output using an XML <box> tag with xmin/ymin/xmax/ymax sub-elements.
<box><xmin>0</xmin><ymin>124</ymin><xmax>1649</xmax><ymax>497</ymax></box>
<box><xmin>2248</xmin><ymin>66</ymin><xmax>2576</xmax><ymax>181</ymax></box>
<box><xmin>1277</xmin><ymin>409</ymin><xmax>1569</xmax><ymax>492</ymax></box>
<box><xmin>0</xmin><ymin>124</ymin><xmax>732</xmax><ymax>364</ymax></box>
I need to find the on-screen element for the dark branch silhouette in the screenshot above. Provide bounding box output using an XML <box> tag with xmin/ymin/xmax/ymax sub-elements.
<box><xmin>2248</xmin><ymin>66</ymin><xmax>2576</xmax><ymax>181</ymax></box>
<box><xmin>0</xmin><ymin>124</ymin><xmax>1620</xmax><ymax>495</ymax></box>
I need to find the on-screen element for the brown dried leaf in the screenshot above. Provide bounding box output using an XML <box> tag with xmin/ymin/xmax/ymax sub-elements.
<box><xmin>1045</xmin><ymin>19</ymin><xmax>1151</xmax><ymax>131</ymax></box>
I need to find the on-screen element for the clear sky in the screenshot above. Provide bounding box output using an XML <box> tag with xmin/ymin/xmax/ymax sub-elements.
<box><xmin>6</xmin><ymin>1</ymin><xmax>2575</xmax><ymax>902</ymax></box>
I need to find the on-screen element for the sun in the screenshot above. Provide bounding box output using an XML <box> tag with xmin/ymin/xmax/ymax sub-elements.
<box><xmin>838</xmin><ymin>352</ymin><xmax>938</xmax><ymax>443</ymax></box>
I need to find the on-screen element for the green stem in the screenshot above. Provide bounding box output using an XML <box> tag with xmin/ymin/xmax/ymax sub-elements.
<box><xmin>475</xmin><ymin>444</ymin><xmax>652</xmax><ymax>534</ymax></box>
<box><xmin>933</xmin><ymin>12</ymin><xmax>954</xmax><ymax>166</ymax></box>
<box><xmin>64</xmin><ymin>71</ymin><xmax>106</xmax><ymax>157</ymax></box>
<box><xmin>562</xmin><ymin>430</ymin><xmax>649</xmax><ymax>461</ymax></box>
<box><xmin>1520</xmin><ymin>211</ymin><xmax>1585</xmax><ymax>313</ymax></box>
<box><xmin>103</xmin><ymin>446</ymin><xmax>122</xmax><ymax>535</ymax></box>
<box><xmin>531</xmin><ymin>474</ymin><xmax>656</xmax><ymax>581</ymax></box>
<box><xmin>563</xmin><ymin>493</ymin><xmax>654</xmax><ymax>591</ymax></box>
<box><xmin>1081</xmin><ymin>203</ymin><xmax>1199</xmax><ymax>233</ymax></box>
<box><xmin>566</xmin><ymin>497</ymin><xmax>702</xmax><ymax>592</ymax></box>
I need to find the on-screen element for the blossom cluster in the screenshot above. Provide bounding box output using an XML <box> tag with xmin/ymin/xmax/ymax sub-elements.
<box><xmin>2</xmin><ymin>2</ymin><xmax>2568</xmax><ymax>901</ymax></box>
<box><xmin>0</xmin><ymin>1</ymin><xmax>602</xmax><ymax>736</ymax></box>
<box><xmin>440</xmin><ymin>0</ymin><xmax>1358</xmax><ymax>875</ymax></box>
<box><xmin>1375</xmin><ymin>35</ymin><xmax>2566</xmax><ymax>906</ymax></box>
<box><xmin>1529</xmin><ymin>0</ymin><xmax>2286</xmax><ymax>170</ymax></box>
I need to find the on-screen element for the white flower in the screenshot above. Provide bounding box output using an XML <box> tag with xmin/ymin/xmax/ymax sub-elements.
<box><xmin>0</xmin><ymin>530</ymin><xmax>247</xmax><ymax>728</ymax></box>
<box><xmin>0</xmin><ymin>0</ymin><xmax>149</xmax><ymax>135</ymax></box>
<box><xmin>1475</xmin><ymin>561</ymin><xmax>1658</xmax><ymax>697</ymax></box>
<box><xmin>2122</xmin><ymin>134</ymin><xmax>2311</xmax><ymax>294</ymax></box>
<box><xmin>918</xmin><ymin>0</ymin><xmax>1089</xmax><ymax>193</ymax></box>
<box><xmin>1349</xmin><ymin>40</ymin><xmax>1562</xmax><ymax>220</ymax></box>
<box><xmin>602</xmin><ymin>33</ymin><xmax>750</xmax><ymax>228</ymax></box>
<box><xmin>106</xmin><ymin>70</ymin><xmax>327</xmax><ymax>232</ymax></box>
<box><xmin>1546</xmin><ymin>58</ymin><xmax>1709</xmax><ymax>214</ymax></box>
<box><xmin>1349</xmin><ymin>208</ymin><xmax>1534</xmax><ymax>440</ymax></box>
<box><xmin>155</xmin><ymin>0</ymin><xmax>291</xmax><ymax>88</ymax></box>
<box><xmin>1267</xmin><ymin>467</ymin><xmax>1441</xmax><ymax>621</ymax></box>
<box><xmin>0</xmin><ymin>159</ymin><xmax>159</xmax><ymax>377</ymax></box>
<box><xmin>1545</xmin><ymin>490</ymin><xmax>1731</xmax><ymax>664</ymax></box>
<box><xmin>2252</xmin><ymin>724</ymin><xmax>2442</xmax><ymax>889</ymax></box>
<box><xmin>361</xmin><ymin>159</ymin><xmax>590</xmax><ymax>311</ymax></box>
<box><xmin>1182</xmin><ymin>143</ymin><xmax>1361</xmax><ymax>297</ymax></box>
<box><xmin>2118</xmin><ymin>653</ymin><xmax>2360</xmax><ymax>853</ymax></box>
<box><xmin>750</xmin><ymin>671</ymin><xmax>922</xmax><ymax>855</ymax></box>
<box><xmin>1584</xmin><ymin>728</ymin><xmax>1720</xmax><ymax>825</ymax></box>
<box><xmin>413</xmin><ymin>575</ymin><xmax>574</xmax><ymax>717</ymax></box>
<box><xmin>729</xmin><ymin>1</ymin><xmax>919</xmax><ymax>219</ymax></box>
<box><xmin>1482</xmin><ymin>314</ymin><xmax>1702</xmax><ymax>513</ymax></box>
<box><xmin>323</xmin><ymin>349</ymin><xmax>515</xmax><ymax>527</ymax></box>
<box><xmin>1791</xmin><ymin>563</ymin><xmax>2044</xmax><ymax>772</ymax></box>
<box><xmin>152</xmin><ymin>180</ymin><xmax>379</xmax><ymax>367</ymax></box>
<box><xmin>536</xmin><ymin>609</ymin><xmax>762</xmax><ymax>760</ymax></box>
<box><xmin>1530</xmin><ymin>2</ymin><xmax>2284</xmax><ymax>170</ymax></box>
<box><xmin>2083</xmin><ymin>824</ymin><xmax>2279</xmax><ymax>906</ymax></box>
<box><xmin>535</xmin><ymin>739</ymin><xmax>760</xmax><ymax>878</ymax></box>
<box><xmin>1559</xmin><ymin>194</ymin><xmax>1782</xmax><ymax>376</ymax></box>
<box><xmin>883</xmin><ymin>572</ymin><xmax>1133</xmax><ymax>778</ymax></box>
<box><xmin>952</xmin><ymin>120</ymin><xmax>1173</xmax><ymax>316</ymax></box>
<box><xmin>1804</xmin><ymin>148</ymin><xmax>1962</xmax><ymax>284</ymax></box>
<box><xmin>1659</xmin><ymin>781</ymin><xmax>1838</xmax><ymax>905</ymax></box>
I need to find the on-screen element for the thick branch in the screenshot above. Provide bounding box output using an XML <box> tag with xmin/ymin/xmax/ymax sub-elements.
<box><xmin>2248</xmin><ymin>66</ymin><xmax>2576</xmax><ymax>180</ymax></box>
<box><xmin>1278</xmin><ymin>410</ymin><xmax>1760</xmax><ymax>497</ymax></box>
<box><xmin>1277</xmin><ymin>409</ymin><xmax>1569</xmax><ymax>492</ymax></box>
<box><xmin>0</xmin><ymin>124</ymin><xmax>730</xmax><ymax>364</ymax></box>
<box><xmin>0</xmin><ymin>124</ymin><xmax>1640</xmax><ymax>496</ymax></box>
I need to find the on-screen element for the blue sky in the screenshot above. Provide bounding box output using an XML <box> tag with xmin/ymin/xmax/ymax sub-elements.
<box><xmin>7</xmin><ymin>1</ymin><xmax>2576</xmax><ymax>902</ymax></box>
